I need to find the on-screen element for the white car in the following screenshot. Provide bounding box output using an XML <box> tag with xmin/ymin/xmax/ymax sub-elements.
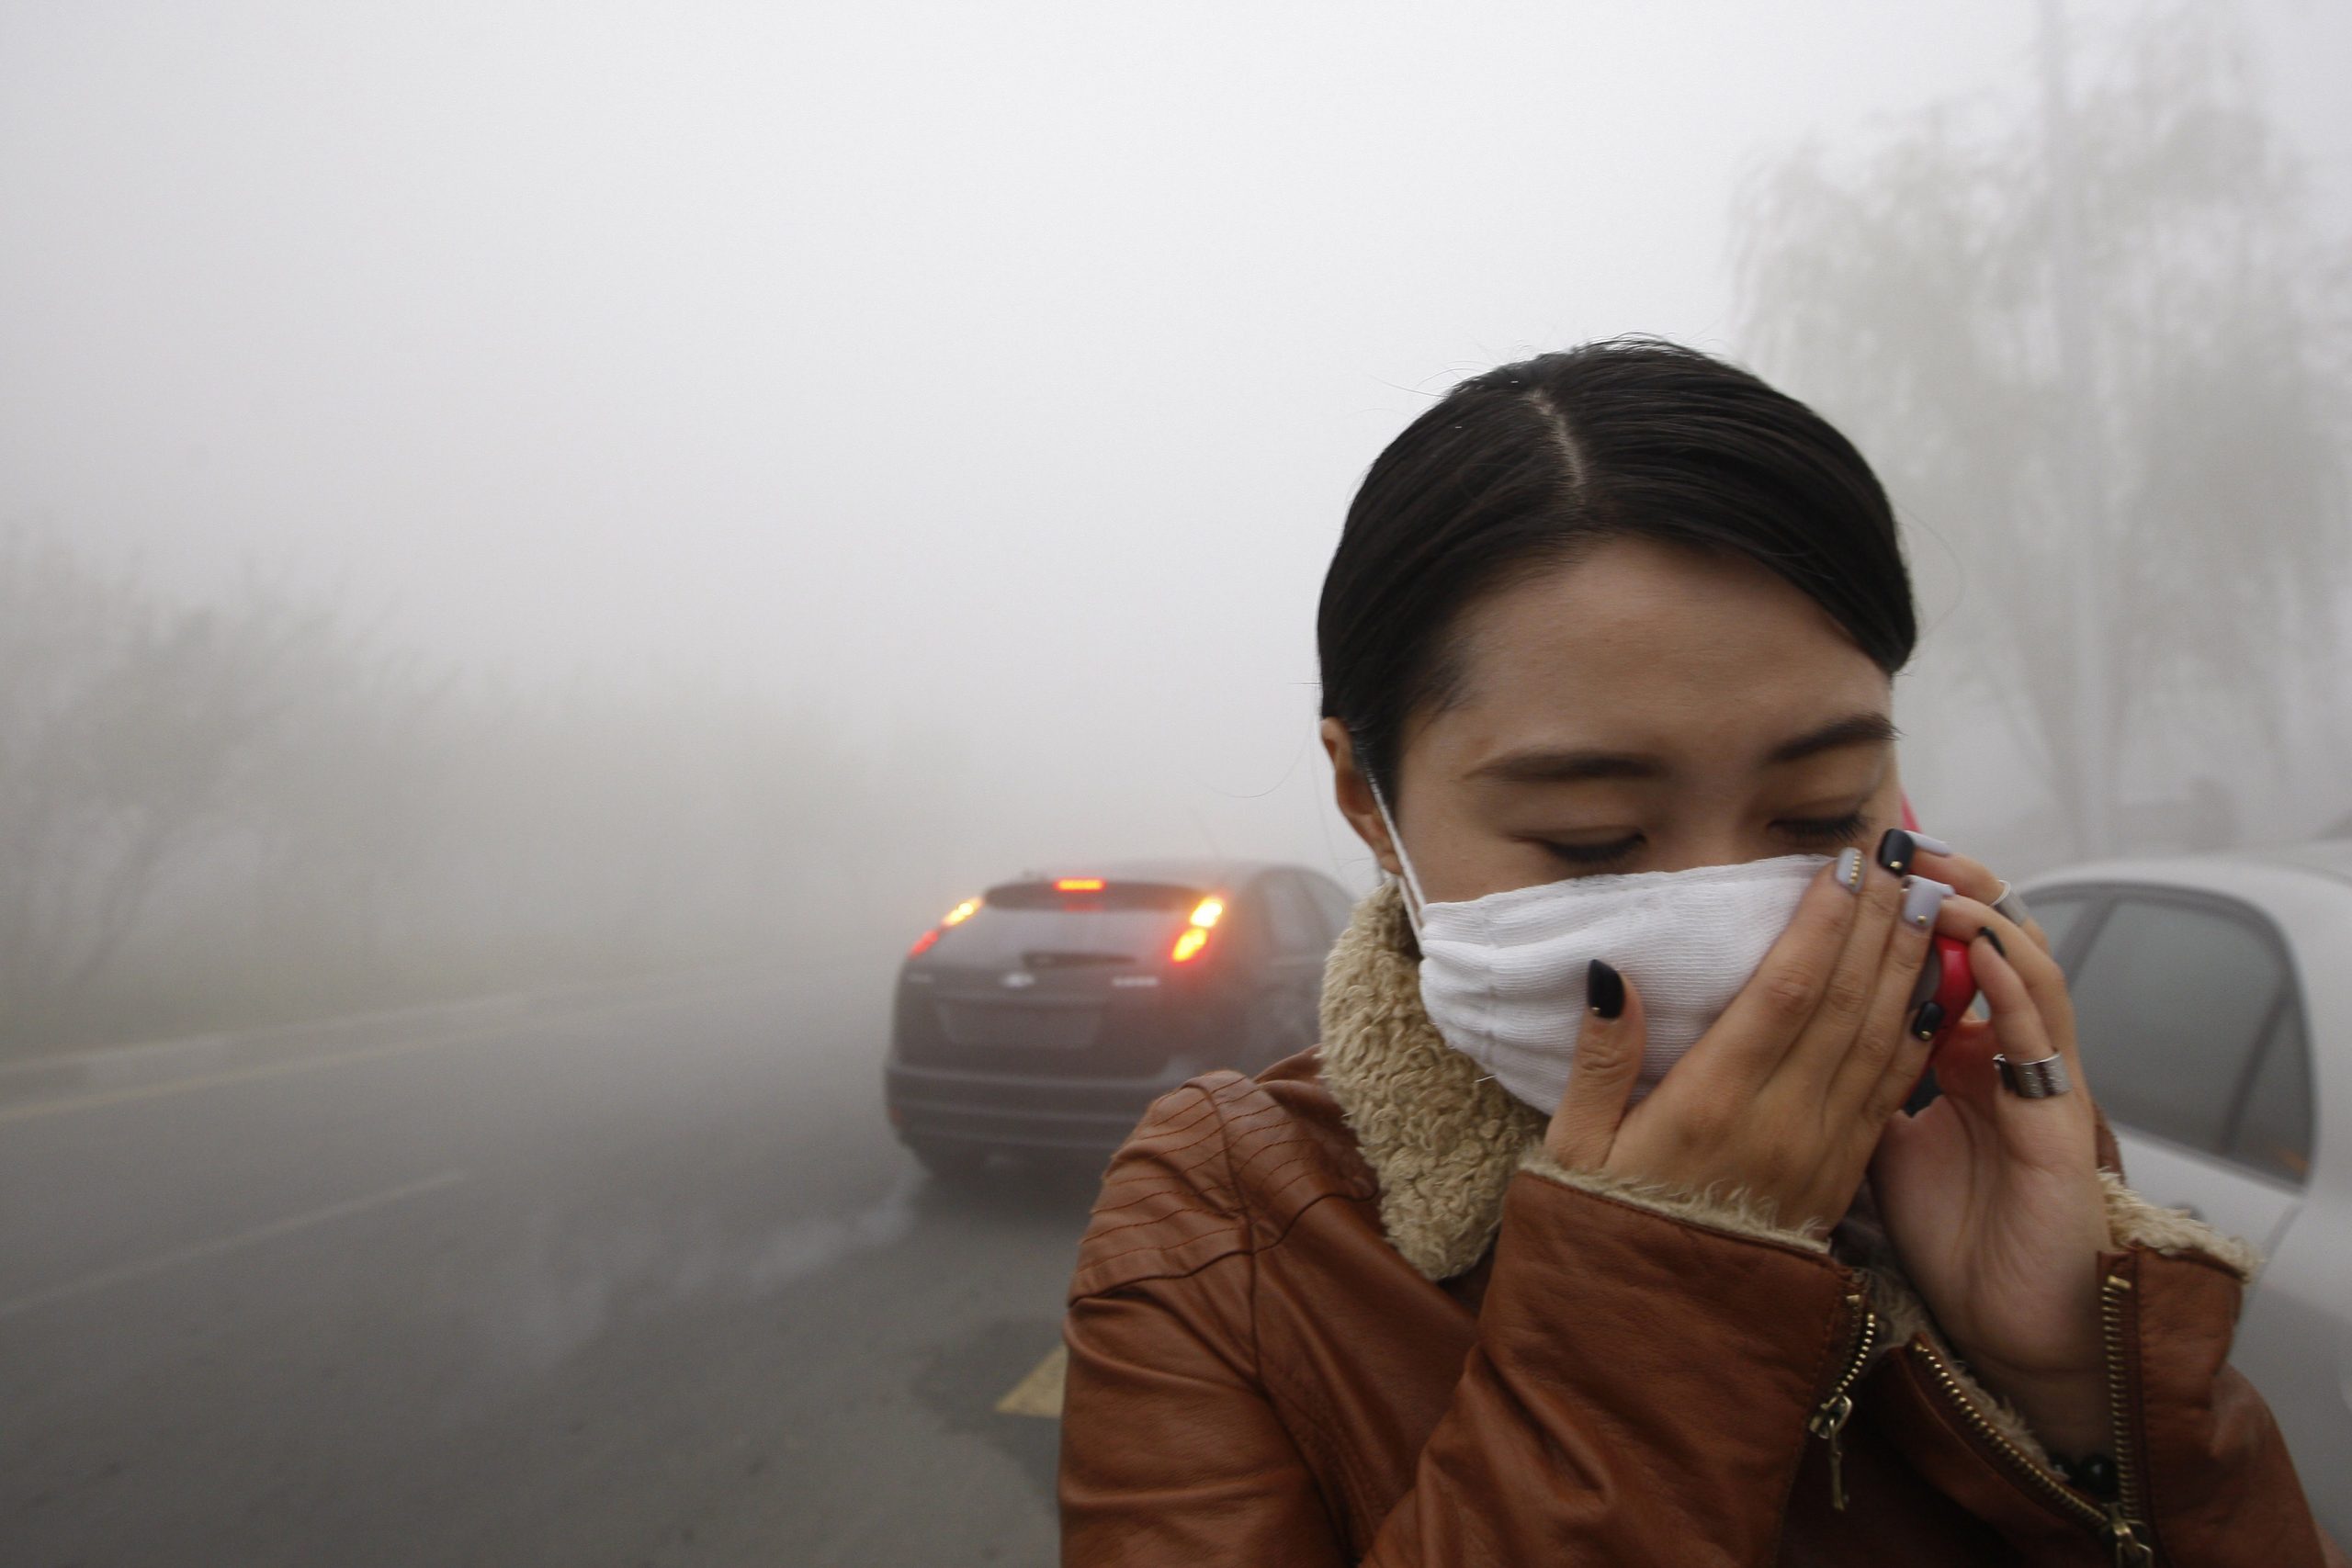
<box><xmin>2022</xmin><ymin>840</ymin><xmax>2349</xmax><ymax>1538</ymax></box>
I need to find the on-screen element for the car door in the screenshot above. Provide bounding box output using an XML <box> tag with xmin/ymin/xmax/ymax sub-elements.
<box><xmin>2052</xmin><ymin>886</ymin><xmax>2313</xmax><ymax>1257</ymax></box>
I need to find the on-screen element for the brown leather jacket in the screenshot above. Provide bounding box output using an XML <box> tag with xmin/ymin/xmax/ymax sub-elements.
<box><xmin>1059</xmin><ymin>882</ymin><xmax>2342</xmax><ymax>1565</ymax></box>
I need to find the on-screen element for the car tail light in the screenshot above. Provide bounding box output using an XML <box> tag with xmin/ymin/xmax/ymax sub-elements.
<box><xmin>1169</xmin><ymin>895</ymin><xmax>1226</xmax><ymax>964</ymax></box>
<box><xmin>909</xmin><ymin>895</ymin><xmax>981</xmax><ymax>958</ymax></box>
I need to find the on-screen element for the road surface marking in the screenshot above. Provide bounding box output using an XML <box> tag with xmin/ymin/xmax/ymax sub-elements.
<box><xmin>0</xmin><ymin>976</ymin><xmax>774</xmax><ymax>1128</ymax></box>
<box><xmin>996</xmin><ymin>1344</ymin><xmax>1068</xmax><ymax>1419</ymax></box>
<box><xmin>0</xmin><ymin>964</ymin><xmax>788</xmax><ymax>1085</ymax></box>
<box><xmin>0</xmin><ymin>1024</ymin><xmax>533</xmax><ymax>1126</ymax></box>
<box><xmin>0</xmin><ymin>1168</ymin><xmax>471</xmax><ymax>1320</ymax></box>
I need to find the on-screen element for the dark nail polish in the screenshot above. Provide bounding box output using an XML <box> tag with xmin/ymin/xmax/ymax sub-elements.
<box><xmin>1975</xmin><ymin>924</ymin><xmax>2007</xmax><ymax>958</ymax></box>
<box><xmin>1588</xmin><ymin>958</ymin><xmax>1625</xmax><ymax>1020</ymax></box>
<box><xmin>1875</xmin><ymin>827</ymin><xmax>1916</xmax><ymax>877</ymax></box>
<box><xmin>1909</xmin><ymin>998</ymin><xmax>1946</xmax><ymax>1041</ymax></box>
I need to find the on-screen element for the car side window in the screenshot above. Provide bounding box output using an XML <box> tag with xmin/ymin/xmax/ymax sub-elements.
<box><xmin>2230</xmin><ymin>1000</ymin><xmax>2315</xmax><ymax>1188</ymax></box>
<box><xmin>2026</xmin><ymin>896</ymin><xmax>2095</xmax><ymax>964</ymax></box>
<box><xmin>2064</xmin><ymin>896</ymin><xmax>2289</xmax><ymax>1159</ymax></box>
<box><xmin>1262</xmin><ymin>874</ymin><xmax>1326</xmax><ymax>956</ymax></box>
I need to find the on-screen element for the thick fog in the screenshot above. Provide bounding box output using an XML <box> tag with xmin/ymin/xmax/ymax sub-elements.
<box><xmin>3</xmin><ymin>0</ymin><xmax>2348</xmax><ymax>1052</ymax></box>
<box><xmin>8</xmin><ymin>6</ymin><xmax>2352</xmax><ymax>1563</ymax></box>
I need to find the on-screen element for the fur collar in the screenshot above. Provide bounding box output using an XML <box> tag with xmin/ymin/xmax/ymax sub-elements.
<box><xmin>1316</xmin><ymin>874</ymin><xmax>1549</xmax><ymax>1281</ymax></box>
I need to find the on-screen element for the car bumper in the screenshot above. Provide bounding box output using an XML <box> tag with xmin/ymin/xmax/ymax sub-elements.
<box><xmin>883</xmin><ymin>1058</ymin><xmax>1207</xmax><ymax>1156</ymax></box>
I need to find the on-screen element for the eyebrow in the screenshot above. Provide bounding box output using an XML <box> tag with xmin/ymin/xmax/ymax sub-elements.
<box><xmin>1467</xmin><ymin>710</ymin><xmax>1901</xmax><ymax>784</ymax></box>
<box><xmin>1764</xmin><ymin>710</ymin><xmax>1904</xmax><ymax>765</ymax></box>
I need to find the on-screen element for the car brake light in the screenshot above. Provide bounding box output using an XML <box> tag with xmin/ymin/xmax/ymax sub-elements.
<box><xmin>1189</xmin><ymin>897</ymin><xmax>1224</xmax><ymax>928</ymax></box>
<box><xmin>1055</xmin><ymin>877</ymin><xmax>1105</xmax><ymax>892</ymax></box>
<box><xmin>909</xmin><ymin>928</ymin><xmax>943</xmax><ymax>957</ymax></box>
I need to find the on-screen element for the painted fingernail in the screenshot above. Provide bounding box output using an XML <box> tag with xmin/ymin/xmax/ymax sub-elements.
<box><xmin>1588</xmin><ymin>958</ymin><xmax>1625</xmax><ymax>1020</ymax></box>
<box><xmin>1834</xmin><ymin>847</ymin><xmax>1864</xmax><ymax>894</ymax></box>
<box><xmin>1875</xmin><ymin>827</ymin><xmax>1916</xmax><ymax>877</ymax></box>
<box><xmin>1901</xmin><ymin>874</ymin><xmax>1953</xmax><ymax>930</ymax></box>
<box><xmin>1909</xmin><ymin>998</ymin><xmax>1946</xmax><ymax>1041</ymax></box>
<box><xmin>1975</xmin><ymin>924</ymin><xmax>2007</xmax><ymax>958</ymax></box>
<box><xmin>1909</xmin><ymin>830</ymin><xmax>1953</xmax><ymax>855</ymax></box>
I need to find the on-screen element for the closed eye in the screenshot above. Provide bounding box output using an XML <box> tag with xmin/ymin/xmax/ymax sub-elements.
<box><xmin>1778</xmin><ymin>809</ymin><xmax>1871</xmax><ymax>847</ymax></box>
<box><xmin>1543</xmin><ymin>808</ymin><xmax>1871</xmax><ymax>869</ymax></box>
<box><xmin>1539</xmin><ymin>837</ymin><xmax>1643</xmax><ymax>867</ymax></box>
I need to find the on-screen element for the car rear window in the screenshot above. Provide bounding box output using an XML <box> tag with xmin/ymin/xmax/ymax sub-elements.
<box><xmin>923</xmin><ymin>882</ymin><xmax>1202</xmax><ymax>967</ymax></box>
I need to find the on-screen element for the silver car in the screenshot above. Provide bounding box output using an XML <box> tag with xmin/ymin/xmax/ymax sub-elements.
<box><xmin>2022</xmin><ymin>840</ymin><xmax>2349</xmax><ymax>1537</ymax></box>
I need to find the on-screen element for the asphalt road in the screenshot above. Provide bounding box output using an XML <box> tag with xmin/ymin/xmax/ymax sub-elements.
<box><xmin>0</xmin><ymin>967</ymin><xmax>1093</xmax><ymax>1567</ymax></box>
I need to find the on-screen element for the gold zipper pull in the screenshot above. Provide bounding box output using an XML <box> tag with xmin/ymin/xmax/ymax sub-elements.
<box><xmin>1806</xmin><ymin>1294</ymin><xmax>1876</xmax><ymax>1512</ymax></box>
<box><xmin>1806</xmin><ymin>1392</ymin><xmax>1855</xmax><ymax>1510</ymax></box>
<box><xmin>2105</xmin><ymin>1503</ymin><xmax>2154</xmax><ymax>1565</ymax></box>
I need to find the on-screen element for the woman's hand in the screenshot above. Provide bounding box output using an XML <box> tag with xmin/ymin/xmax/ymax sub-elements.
<box><xmin>1869</xmin><ymin>845</ymin><xmax>2113</xmax><ymax>1457</ymax></box>
<box><xmin>1544</xmin><ymin>836</ymin><xmax>1946</xmax><ymax>1238</ymax></box>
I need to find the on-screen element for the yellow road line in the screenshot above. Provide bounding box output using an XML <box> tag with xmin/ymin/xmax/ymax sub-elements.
<box><xmin>0</xmin><ymin>1022</ymin><xmax>536</xmax><ymax>1127</ymax></box>
<box><xmin>0</xmin><ymin>976</ymin><xmax>788</xmax><ymax>1129</ymax></box>
<box><xmin>996</xmin><ymin>1343</ymin><xmax>1068</xmax><ymax>1419</ymax></box>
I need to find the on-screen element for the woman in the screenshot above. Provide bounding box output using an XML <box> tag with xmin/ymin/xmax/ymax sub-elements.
<box><xmin>1057</xmin><ymin>340</ymin><xmax>2338</xmax><ymax>1564</ymax></box>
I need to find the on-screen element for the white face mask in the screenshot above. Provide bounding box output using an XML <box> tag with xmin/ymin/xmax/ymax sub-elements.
<box><xmin>1370</xmin><ymin>783</ymin><xmax>1830</xmax><ymax>1114</ymax></box>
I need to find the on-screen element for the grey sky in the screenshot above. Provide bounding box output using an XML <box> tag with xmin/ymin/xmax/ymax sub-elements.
<box><xmin>5</xmin><ymin>1</ymin><xmax>2346</xmax><ymax>876</ymax></box>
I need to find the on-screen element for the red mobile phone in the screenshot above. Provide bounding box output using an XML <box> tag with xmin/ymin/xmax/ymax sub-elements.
<box><xmin>1900</xmin><ymin>794</ymin><xmax>1976</xmax><ymax>1050</ymax></box>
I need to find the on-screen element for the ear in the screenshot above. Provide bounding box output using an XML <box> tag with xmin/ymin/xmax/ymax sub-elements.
<box><xmin>1318</xmin><ymin>716</ymin><xmax>1403</xmax><ymax>878</ymax></box>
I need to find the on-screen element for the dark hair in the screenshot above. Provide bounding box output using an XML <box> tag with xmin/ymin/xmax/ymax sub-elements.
<box><xmin>1317</xmin><ymin>337</ymin><xmax>1917</xmax><ymax>802</ymax></box>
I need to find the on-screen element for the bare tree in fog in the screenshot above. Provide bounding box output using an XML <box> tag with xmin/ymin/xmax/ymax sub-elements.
<box><xmin>1735</xmin><ymin>0</ymin><xmax>2351</xmax><ymax>859</ymax></box>
<box><xmin>0</xmin><ymin>528</ymin><xmax>956</xmax><ymax>1058</ymax></box>
<box><xmin>0</xmin><ymin>533</ymin><xmax>322</xmax><ymax>1034</ymax></box>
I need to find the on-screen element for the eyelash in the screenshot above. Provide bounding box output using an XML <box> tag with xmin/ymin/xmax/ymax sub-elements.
<box><xmin>1539</xmin><ymin>810</ymin><xmax>1872</xmax><ymax>867</ymax></box>
<box><xmin>1783</xmin><ymin>809</ymin><xmax>1874</xmax><ymax>847</ymax></box>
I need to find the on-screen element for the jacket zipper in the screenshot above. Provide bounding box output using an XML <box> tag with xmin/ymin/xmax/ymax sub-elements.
<box><xmin>1806</xmin><ymin>1293</ymin><xmax>1879</xmax><ymax>1510</ymax></box>
<box><xmin>2099</xmin><ymin>1270</ymin><xmax>2154</xmax><ymax>1565</ymax></box>
<box><xmin>1912</xmin><ymin>1343</ymin><xmax>2108</xmax><ymax>1531</ymax></box>
<box><xmin>1905</xmin><ymin>1268</ymin><xmax>2154</xmax><ymax>1565</ymax></box>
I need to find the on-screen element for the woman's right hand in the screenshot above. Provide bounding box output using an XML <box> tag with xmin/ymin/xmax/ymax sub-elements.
<box><xmin>1543</xmin><ymin>835</ymin><xmax>1948</xmax><ymax>1236</ymax></box>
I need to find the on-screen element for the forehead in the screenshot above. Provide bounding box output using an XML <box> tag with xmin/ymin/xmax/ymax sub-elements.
<box><xmin>1424</xmin><ymin>535</ymin><xmax>1889</xmax><ymax>766</ymax></box>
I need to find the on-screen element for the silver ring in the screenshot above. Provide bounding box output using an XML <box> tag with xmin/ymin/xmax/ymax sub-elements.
<box><xmin>1991</xmin><ymin>880</ymin><xmax>2034</xmax><ymax>929</ymax></box>
<box><xmin>1994</xmin><ymin>1052</ymin><xmax>2072</xmax><ymax>1099</ymax></box>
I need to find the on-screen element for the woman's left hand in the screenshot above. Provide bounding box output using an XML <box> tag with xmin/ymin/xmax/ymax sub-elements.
<box><xmin>1869</xmin><ymin>844</ymin><xmax>2114</xmax><ymax>1458</ymax></box>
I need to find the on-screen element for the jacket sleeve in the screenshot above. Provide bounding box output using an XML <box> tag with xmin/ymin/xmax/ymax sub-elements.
<box><xmin>1059</xmin><ymin>1081</ymin><xmax>1867</xmax><ymax>1566</ymax></box>
<box><xmin>2103</xmin><ymin>1177</ymin><xmax>2337</xmax><ymax>1565</ymax></box>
